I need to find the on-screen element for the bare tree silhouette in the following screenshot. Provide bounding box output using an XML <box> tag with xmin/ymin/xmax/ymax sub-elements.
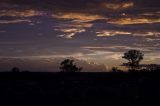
<box><xmin>59</xmin><ymin>59</ymin><xmax>82</xmax><ymax>72</ymax></box>
<box><xmin>122</xmin><ymin>50</ymin><xmax>144</xmax><ymax>70</ymax></box>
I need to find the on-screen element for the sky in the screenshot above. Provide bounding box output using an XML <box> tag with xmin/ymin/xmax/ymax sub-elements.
<box><xmin>0</xmin><ymin>0</ymin><xmax>160</xmax><ymax>71</ymax></box>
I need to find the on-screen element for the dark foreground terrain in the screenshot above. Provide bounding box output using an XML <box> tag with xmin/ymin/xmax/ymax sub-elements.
<box><xmin>0</xmin><ymin>72</ymin><xmax>160</xmax><ymax>106</ymax></box>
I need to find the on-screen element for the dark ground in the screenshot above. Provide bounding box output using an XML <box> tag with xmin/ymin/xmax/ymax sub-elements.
<box><xmin>0</xmin><ymin>72</ymin><xmax>160</xmax><ymax>106</ymax></box>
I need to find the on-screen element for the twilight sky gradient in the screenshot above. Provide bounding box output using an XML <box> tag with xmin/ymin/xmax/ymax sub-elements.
<box><xmin>0</xmin><ymin>0</ymin><xmax>160</xmax><ymax>71</ymax></box>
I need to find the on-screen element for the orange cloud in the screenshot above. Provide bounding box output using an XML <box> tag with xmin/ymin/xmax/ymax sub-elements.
<box><xmin>96</xmin><ymin>30</ymin><xmax>131</xmax><ymax>37</ymax></box>
<box><xmin>108</xmin><ymin>18</ymin><xmax>160</xmax><ymax>25</ymax></box>
<box><xmin>102</xmin><ymin>2</ymin><xmax>134</xmax><ymax>10</ymax></box>
<box><xmin>52</xmin><ymin>13</ymin><xmax>105</xmax><ymax>22</ymax></box>
<box><xmin>53</xmin><ymin>13</ymin><xmax>95</xmax><ymax>39</ymax></box>
<box><xmin>0</xmin><ymin>10</ymin><xmax>43</xmax><ymax>17</ymax></box>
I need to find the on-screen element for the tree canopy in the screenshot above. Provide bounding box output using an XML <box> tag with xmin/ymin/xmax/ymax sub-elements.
<box><xmin>122</xmin><ymin>50</ymin><xmax>144</xmax><ymax>70</ymax></box>
<box><xmin>59</xmin><ymin>59</ymin><xmax>82</xmax><ymax>72</ymax></box>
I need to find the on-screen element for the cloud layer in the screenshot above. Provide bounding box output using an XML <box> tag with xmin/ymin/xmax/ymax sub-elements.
<box><xmin>0</xmin><ymin>0</ymin><xmax>159</xmax><ymax>71</ymax></box>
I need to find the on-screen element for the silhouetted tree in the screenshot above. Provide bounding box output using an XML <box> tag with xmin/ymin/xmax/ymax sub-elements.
<box><xmin>60</xmin><ymin>59</ymin><xmax>82</xmax><ymax>72</ymax></box>
<box><xmin>11</xmin><ymin>67</ymin><xmax>20</xmax><ymax>72</ymax></box>
<box><xmin>122</xmin><ymin>50</ymin><xmax>144</xmax><ymax>70</ymax></box>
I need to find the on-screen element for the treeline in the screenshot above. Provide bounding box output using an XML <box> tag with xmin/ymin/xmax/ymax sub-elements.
<box><xmin>8</xmin><ymin>49</ymin><xmax>160</xmax><ymax>73</ymax></box>
<box><xmin>59</xmin><ymin>49</ymin><xmax>160</xmax><ymax>73</ymax></box>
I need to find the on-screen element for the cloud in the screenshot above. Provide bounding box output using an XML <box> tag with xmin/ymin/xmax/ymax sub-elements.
<box><xmin>0</xmin><ymin>30</ymin><xmax>6</xmax><ymax>33</ymax></box>
<box><xmin>52</xmin><ymin>13</ymin><xmax>105</xmax><ymax>22</ymax></box>
<box><xmin>108</xmin><ymin>18</ymin><xmax>160</xmax><ymax>25</ymax></box>
<box><xmin>133</xmin><ymin>32</ymin><xmax>160</xmax><ymax>37</ymax></box>
<box><xmin>0</xmin><ymin>9</ymin><xmax>43</xmax><ymax>17</ymax></box>
<box><xmin>81</xmin><ymin>45</ymin><xmax>156</xmax><ymax>53</ymax></box>
<box><xmin>96</xmin><ymin>30</ymin><xmax>160</xmax><ymax>37</ymax></box>
<box><xmin>102</xmin><ymin>2</ymin><xmax>134</xmax><ymax>10</ymax></box>
<box><xmin>143</xmin><ymin>52</ymin><xmax>160</xmax><ymax>62</ymax></box>
<box><xmin>56</xmin><ymin>28</ymin><xmax>86</xmax><ymax>39</ymax></box>
<box><xmin>53</xmin><ymin>14</ymin><xmax>94</xmax><ymax>38</ymax></box>
<box><xmin>105</xmin><ymin>53</ymin><xmax>122</xmax><ymax>60</ymax></box>
<box><xmin>96</xmin><ymin>30</ymin><xmax>131</xmax><ymax>37</ymax></box>
<box><xmin>0</xmin><ymin>19</ymin><xmax>31</xmax><ymax>24</ymax></box>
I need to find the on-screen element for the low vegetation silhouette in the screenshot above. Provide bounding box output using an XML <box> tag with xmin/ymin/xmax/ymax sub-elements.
<box><xmin>8</xmin><ymin>49</ymin><xmax>159</xmax><ymax>73</ymax></box>
<box><xmin>111</xmin><ymin>67</ymin><xmax>123</xmax><ymax>73</ymax></box>
<box><xmin>146</xmin><ymin>64</ymin><xmax>160</xmax><ymax>72</ymax></box>
<box><xmin>11</xmin><ymin>67</ymin><xmax>20</xmax><ymax>72</ymax></box>
<box><xmin>59</xmin><ymin>59</ymin><xmax>82</xmax><ymax>72</ymax></box>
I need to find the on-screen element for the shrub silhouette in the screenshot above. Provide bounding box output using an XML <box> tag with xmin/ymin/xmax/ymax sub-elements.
<box><xmin>111</xmin><ymin>67</ymin><xmax>123</xmax><ymax>73</ymax></box>
<box><xmin>147</xmin><ymin>64</ymin><xmax>160</xmax><ymax>72</ymax></box>
<box><xmin>11</xmin><ymin>67</ymin><xmax>20</xmax><ymax>72</ymax></box>
<box><xmin>122</xmin><ymin>50</ymin><xmax>144</xmax><ymax>70</ymax></box>
<box><xmin>59</xmin><ymin>59</ymin><xmax>82</xmax><ymax>72</ymax></box>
